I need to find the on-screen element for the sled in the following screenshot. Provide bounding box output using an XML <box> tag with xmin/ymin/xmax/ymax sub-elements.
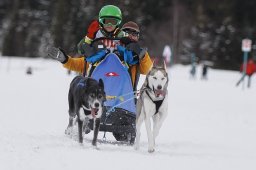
<box><xmin>88</xmin><ymin>50</ymin><xmax>136</xmax><ymax>144</ymax></box>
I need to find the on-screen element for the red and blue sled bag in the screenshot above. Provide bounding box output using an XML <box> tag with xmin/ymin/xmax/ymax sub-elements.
<box><xmin>91</xmin><ymin>53</ymin><xmax>136</xmax><ymax>114</ymax></box>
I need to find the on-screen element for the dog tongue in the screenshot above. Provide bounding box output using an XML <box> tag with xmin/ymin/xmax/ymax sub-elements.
<box><xmin>91</xmin><ymin>108</ymin><xmax>98</xmax><ymax>118</ymax></box>
<box><xmin>155</xmin><ymin>90</ymin><xmax>164</xmax><ymax>97</ymax></box>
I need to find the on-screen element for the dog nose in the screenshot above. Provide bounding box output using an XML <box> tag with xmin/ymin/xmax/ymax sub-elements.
<box><xmin>157</xmin><ymin>85</ymin><xmax>162</xmax><ymax>90</ymax></box>
<box><xmin>94</xmin><ymin>102</ymin><xmax>99</xmax><ymax>108</ymax></box>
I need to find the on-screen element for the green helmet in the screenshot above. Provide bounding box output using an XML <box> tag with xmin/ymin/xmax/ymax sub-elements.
<box><xmin>99</xmin><ymin>5</ymin><xmax>122</xmax><ymax>26</ymax></box>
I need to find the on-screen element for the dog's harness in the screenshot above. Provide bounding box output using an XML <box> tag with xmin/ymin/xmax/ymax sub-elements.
<box><xmin>77</xmin><ymin>79</ymin><xmax>86</xmax><ymax>87</ymax></box>
<box><xmin>145</xmin><ymin>90</ymin><xmax>164</xmax><ymax>115</ymax></box>
<box><xmin>82</xmin><ymin>105</ymin><xmax>91</xmax><ymax>115</ymax></box>
<box><xmin>141</xmin><ymin>85</ymin><xmax>165</xmax><ymax>115</ymax></box>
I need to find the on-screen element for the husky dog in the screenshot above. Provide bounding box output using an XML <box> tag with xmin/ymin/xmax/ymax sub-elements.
<box><xmin>65</xmin><ymin>76</ymin><xmax>106</xmax><ymax>146</ymax></box>
<box><xmin>135</xmin><ymin>60</ymin><xmax>169</xmax><ymax>153</ymax></box>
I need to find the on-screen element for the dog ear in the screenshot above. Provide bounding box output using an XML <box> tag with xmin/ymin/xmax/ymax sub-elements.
<box><xmin>142</xmin><ymin>69</ymin><xmax>152</xmax><ymax>89</ymax></box>
<box><xmin>163</xmin><ymin>60</ymin><xmax>167</xmax><ymax>71</ymax></box>
<box><xmin>164</xmin><ymin>73</ymin><xmax>169</xmax><ymax>90</ymax></box>
<box><xmin>153</xmin><ymin>58</ymin><xmax>165</xmax><ymax>69</ymax></box>
<box><xmin>98</xmin><ymin>79</ymin><xmax>104</xmax><ymax>89</ymax></box>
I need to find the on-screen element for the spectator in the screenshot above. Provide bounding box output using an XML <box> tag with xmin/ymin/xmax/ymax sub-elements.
<box><xmin>236</xmin><ymin>59</ymin><xmax>256</xmax><ymax>88</ymax></box>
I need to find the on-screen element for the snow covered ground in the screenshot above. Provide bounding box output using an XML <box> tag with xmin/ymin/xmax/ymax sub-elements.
<box><xmin>0</xmin><ymin>56</ymin><xmax>255</xmax><ymax>170</ymax></box>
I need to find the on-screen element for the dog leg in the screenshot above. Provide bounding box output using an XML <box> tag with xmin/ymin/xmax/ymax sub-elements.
<box><xmin>66</xmin><ymin>96</ymin><xmax>76</xmax><ymax>135</ymax></box>
<box><xmin>92</xmin><ymin>118</ymin><xmax>100</xmax><ymax>147</ymax></box>
<box><xmin>65</xmin><ymin>116</ymin><xmax>75</xmax><ymax>135</ymax></box>
<box><xmin>155</xmin><ymin>112</ymin><xmax>167</xmax><ymax>135</ymax></box>
<box><xmin>134</xmin><ymin>111</ymin><xmax>144</xmax><ymax>150</ymax></box>
<box><xmin>83</xmin><ymin>117</ymin><xmax>91</xmax><ymax>134</ymax></box>
<box><xmin>152</xmin><ymin>114</ymin><xmax>160</xmax><ymax>143</ymax></box>
<box><xmin>153</xmin><ymin>98</ymin><xmax>168</xmax><ymax>139</ymax></box>
<box><xmin>77</xmin><ymin>118</ymin><xmax>83</xmax><ymax>144</ymax></box>
<box><xmin>145</xmin><ymin>115</ymin><xmax>154</xmax><ymax>153</ymax></box>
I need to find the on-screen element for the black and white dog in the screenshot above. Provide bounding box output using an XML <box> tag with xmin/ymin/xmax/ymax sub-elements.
<box><xmin>134</xmin><ymin>60</ymin><xmax>169</xmax><ymax>153</ymax></box>
<box><xmin>65</xmin><ymin>76</ymin><xmax>106</xmax><ymax>146</ymax></box>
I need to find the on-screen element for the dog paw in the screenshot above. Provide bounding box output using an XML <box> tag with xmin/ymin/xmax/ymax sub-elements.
<box><xmin>65</xmin><ymin>128</ymin><xmax>72</xmax><ymax>135</ymax></box>
<box><xmin>83</xmin><ymin>128</ymin><xmax>91</xmax><ymax>134</ymax></box>
<box><xmin>134</xmin><ymin>145</ymin><xmax>139</xmax><ymax>150</ymax></box>
<box><xmin>92</xmin><ymin>145</ymin><xmax>100</xmax><ymax>150</ymax></box>
<box><xmin>148</xmin><ymin>148</ymin><xmax>155</xmax><ymax>153</ymax></box>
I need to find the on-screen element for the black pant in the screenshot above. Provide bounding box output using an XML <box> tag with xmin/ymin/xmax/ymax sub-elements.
<box><xmin>236</xmin><ymin>74</ymin><xmax>251</xmax><ymax>88</ymax></box>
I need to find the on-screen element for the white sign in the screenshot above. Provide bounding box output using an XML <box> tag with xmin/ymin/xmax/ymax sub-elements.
<box><xmin>242</xmin><ymin>39</ymin><xmax>252</xmax><ymax>52</ymax></box>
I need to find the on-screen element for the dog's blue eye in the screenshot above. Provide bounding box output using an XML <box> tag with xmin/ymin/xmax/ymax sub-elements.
<box><xmin>153</xmin><ymin>77</ymin><xmax>157</xmax><ymax>80</ymax></box>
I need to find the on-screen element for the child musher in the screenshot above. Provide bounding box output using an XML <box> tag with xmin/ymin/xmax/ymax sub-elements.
<box><xmin>48</xmin><ymin>5</ymin><xmax>152</xmax><ymax>91</ymax></box>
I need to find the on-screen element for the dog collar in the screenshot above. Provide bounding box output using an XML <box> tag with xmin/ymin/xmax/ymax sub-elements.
<box><xmin>82</xmin><ymin>105</ymin><xmax>90</xmax><ymax>111</ymax></box>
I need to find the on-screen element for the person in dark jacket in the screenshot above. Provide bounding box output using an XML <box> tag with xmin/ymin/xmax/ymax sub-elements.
<box><xmin>120</xmin><ymin>21</ymin><xmax>151</xmax><ymax>90</ymax></box>
<box><xmin>201</xmin><ymin>64</ymin><xmax>208</xmax><ymax>80</ymax></box>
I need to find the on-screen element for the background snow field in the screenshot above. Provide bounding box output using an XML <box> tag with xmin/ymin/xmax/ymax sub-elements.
<box><xmin>0</xmin><ymin>57</ymin><xmax>255</xmax><ymax>170</ymax></box>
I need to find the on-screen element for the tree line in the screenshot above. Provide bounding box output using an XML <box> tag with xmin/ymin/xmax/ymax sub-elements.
<box><xmin>0</xmin><ymin>0</ymin><xmax>256</xmax><ymax>70</ymax></box>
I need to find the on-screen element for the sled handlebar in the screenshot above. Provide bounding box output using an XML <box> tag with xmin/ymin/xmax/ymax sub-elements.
<box><xmin>91</xmin><ymin>37</ymin><xmax>121</xmax><ymax>46</ymax></box>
